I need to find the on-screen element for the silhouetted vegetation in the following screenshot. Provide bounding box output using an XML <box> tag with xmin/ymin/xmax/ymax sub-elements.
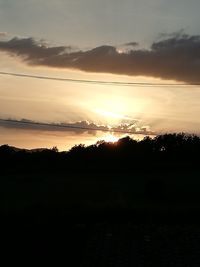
<box><xmin>1</xmin><ymin>133</ymin><xmax>200</xmax><ymax>174</ymax></box>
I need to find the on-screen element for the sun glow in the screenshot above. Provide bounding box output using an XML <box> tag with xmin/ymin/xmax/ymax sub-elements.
<box><xmin>95</xmin><ymin>109</ymin><xmax>132</xmax><ymax>121</ymax></box>
<box><xmin>103</xmin><ymin>134</ymin><xmax>119</xmax><ymax>143</ymax></box>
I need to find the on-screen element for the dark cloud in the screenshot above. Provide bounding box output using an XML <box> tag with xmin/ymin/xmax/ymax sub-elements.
<box><xmin>158</xmin><ymin>29</ymin><xmax>186</xmax><ymax>40</ymax></box>
<box><xmin>124</xmin><ymin>42</ymin><xmax>139</xmax><ymax>47</ymax></box>
<box><xmin>0</xmin><ymin>37</ymin><xmax>66</xmax><ymax>61</ymax></box>
<box><xmin>0</xmin><ymin>118</ymin><xmax>153</xmax><ymax>135</ymax></box>
<box><xmin>0</xmin><ymin>34</ymin><xmax>199</xmax><ymax>83</ymax></box>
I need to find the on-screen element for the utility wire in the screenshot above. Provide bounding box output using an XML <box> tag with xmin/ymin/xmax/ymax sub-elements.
<box><xmin>0</xmin><ymin>118</ymin><xmax>154</xmax><ymax>135</ymax></box>
<box><xmin>0</xmin><ymin>71</ymin><xmax>199</xmax><ymax>87</ymax></box>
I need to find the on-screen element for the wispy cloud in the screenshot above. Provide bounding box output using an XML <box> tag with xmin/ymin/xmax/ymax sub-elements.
<box><xmin>0</xmin><ymin>33</ymin><xmax>199</xmax><ymax>83</ymax></box>
<box><xmin>123</xmin><ymin>42</ymin><xmax>139</xmax><ymax>47</ymax></box>
<box><xmin>0</xmin><ymin>32</ymin><xmax>7</xmax><ymax>37</ymax></box>
<box><xmin>158</xmin><ymin>29</ymin><xmax>186</xmax><ymax>40</ymax></box>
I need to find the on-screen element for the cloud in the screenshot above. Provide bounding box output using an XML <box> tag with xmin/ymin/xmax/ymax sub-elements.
<box><xmin>124</xmin><ymin>42</ymin><xmax>139</xmax><ymax>47</ymax></box>
<box><xmin>0</xmin><ymin>32</ymin><xmax>7</xmax><ymax>37</ymax></box>
<box><xmin>0</xmin><ymin>33</ymin><xmax>199</xmax><ymax>83</ymax></box>
<box><xmin>0</xmin><ymin>118</ymin><xmax>153</xmax><ymax>135</ymax></box>
<box><xmin>158</xmin><ymin>29</ymin><xmax>186</xmax><ymax>40</ymax></box>
<box><xmin>0</xmin><ymin>37</ymin><xmax>66</xmax><ymax>60</ymax></box>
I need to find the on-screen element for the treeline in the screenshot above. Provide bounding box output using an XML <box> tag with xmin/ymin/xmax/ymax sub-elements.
<box><xmin>0</xmin><ymin>133</ymin><xmax>200</xmax><ymax>174</ymax></box>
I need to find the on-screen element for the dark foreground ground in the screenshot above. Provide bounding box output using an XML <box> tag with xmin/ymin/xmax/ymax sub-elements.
<box><xmin>2</xmin><ymin>135</ymin><xmax>200</xmax><ymax>265</ymax></box>
<box><xmin>2</xmin><ymin>215</ymin><xmax>200</xmax><ymax>266</ymax></box>
<box><xmin>1</xmin><ymin>171</ymin><xmax>200</xmax><ymax>266</ymax></box>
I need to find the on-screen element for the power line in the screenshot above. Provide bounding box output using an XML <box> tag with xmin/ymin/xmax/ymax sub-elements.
<box><xmin>0</xmin><ymin>118</ymin><xmax>154</xmax><ymax>135</ymax></box>
<box><xmin>0</xmin><ymin>71</ymin><xmax>199</xmax><ymax>87</ymax></box>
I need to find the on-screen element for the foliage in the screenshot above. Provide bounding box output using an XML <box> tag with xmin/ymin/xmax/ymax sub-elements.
<box><xmin>0</xmin><ymin>133</ymin><xmax>199</xmax><ymax>173</ymax></box>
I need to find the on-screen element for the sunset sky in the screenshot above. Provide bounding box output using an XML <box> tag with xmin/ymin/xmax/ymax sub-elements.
<box><xmin>0</xmin><ymin>0</ymin><xmax>200</xmax><ymax>150</ymax></box>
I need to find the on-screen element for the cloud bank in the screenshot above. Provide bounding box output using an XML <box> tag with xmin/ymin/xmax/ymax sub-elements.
<box><xmin>0</xmin><ymin>118</ymin><xmax>153</xmax><ymax>136</ymax></box>
<box><xmin>0</xmin><ymin>33</ymin><xmax>200</xmax><ymax>83</ymax></box>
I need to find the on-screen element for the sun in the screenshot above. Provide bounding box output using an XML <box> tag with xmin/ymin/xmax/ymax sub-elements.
<box><xmin>103</xmin><ymin>134</ymin><xmax>119</xmax><ymax>143</ymax></box>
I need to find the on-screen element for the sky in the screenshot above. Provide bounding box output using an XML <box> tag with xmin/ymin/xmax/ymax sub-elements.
<box><xmin>0</xmin><ymin>0</ymin><xmax>200</xmax><ymax>150</ymax></box>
